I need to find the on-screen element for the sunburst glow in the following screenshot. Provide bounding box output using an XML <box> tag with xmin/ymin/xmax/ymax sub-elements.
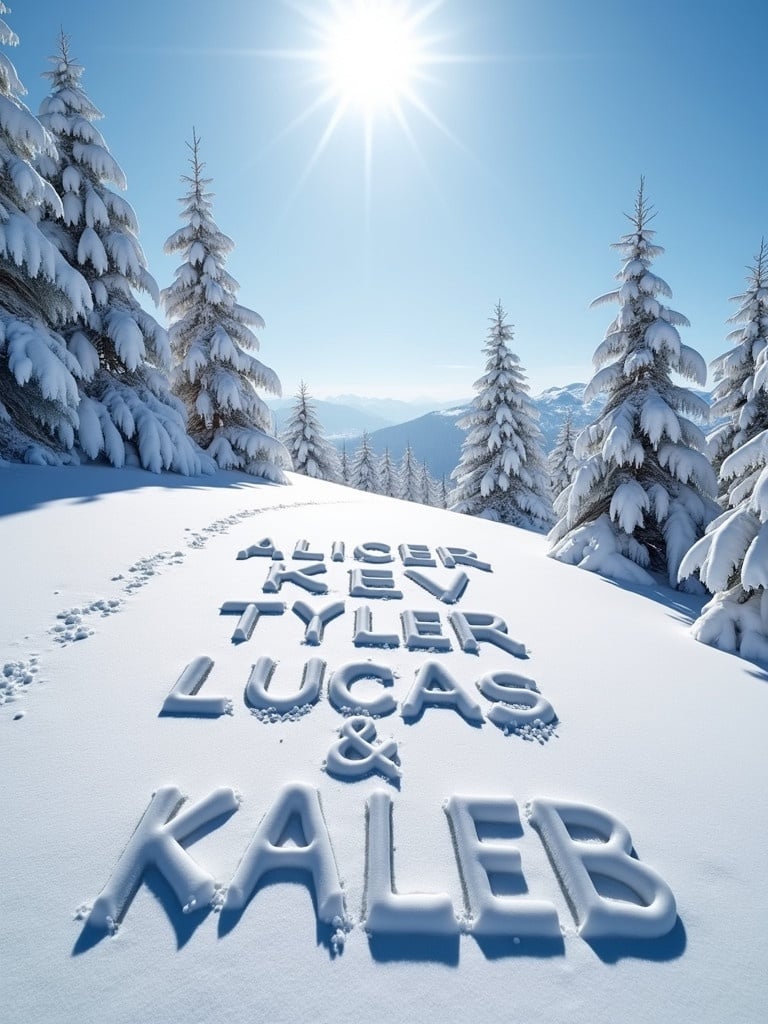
<box><xmin>265</xmin><ymin>0</ymin><xmax>468</xmax><ymax>206</ymax></box>
<box><xmin>324</xmin><ymin>3</ymin><xmax>422</xmax><ymax>110</ymax></box>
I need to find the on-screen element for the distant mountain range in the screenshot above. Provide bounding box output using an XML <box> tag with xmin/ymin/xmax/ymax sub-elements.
<box><xmin>352</xmin><ymin>407</ymin><xmax>471</xmax><ymax>480</ymax></box>
<box><xmin>269</xmin><ymin>398</ymin><xmax>394</xmax><ymax>438</ymax></box>
<box><xmin>274</xmin><ymin>384</ymin><xmax>717</xmax><ymax>481</ymax></box>
<box><xmin>533</xmin><ymin>383</ymin><xmax>605</xmax><ymax>451</ymax></box>
<box><xmin>323</xmin><ymin>394</ymin><xmax>463</xmax><ymax>423</ymax></box>
<box><xmin>353</xmin><ymin>383</ymin><xmax>604</xmax><ymax>479</ymax></box>
<box><xmin>268</xmin><ymin>394</ymin><xmax>465</xmax><ymax>440</ymax></box>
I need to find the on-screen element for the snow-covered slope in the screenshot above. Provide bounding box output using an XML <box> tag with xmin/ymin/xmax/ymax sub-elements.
<box><xmin>1</xmin><ymin>466</ymin><xmax>765</xmax><ymax>1024</ymax></box>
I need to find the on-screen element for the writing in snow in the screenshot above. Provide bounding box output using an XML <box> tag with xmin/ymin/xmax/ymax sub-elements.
<box><xmin>84</xmin><ymin>783</ymin><xmax>678</xmax><ymax>947</ymax></box>
<box><xmin>80</xmin><ymin>537</ymin><xmax>678</xmax><ymax>946</ymax></box>
<box><xmin>162</xmin><ymin>537</ymin><xmax>557</xmax><ymax>744</ymax></box>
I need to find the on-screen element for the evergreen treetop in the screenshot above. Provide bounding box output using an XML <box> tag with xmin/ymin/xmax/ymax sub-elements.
<box><xmin>377</xmin><ymin>446</ymin><xmax>398</xmax><ymax>497</ymax></box>
<box><xmin>349</xmin><ymin>430</ymin><xmax>378</xmax><ymax>492</ymax></box>
<box><xmin>398</xmin><ymin>442</ymin><xmax>421</xmax><ymax>502</ymax></box>
<box><xmin>548</xmin><ymin>409</ymin><xmax>579</xmax><ymax>501</ymax></box>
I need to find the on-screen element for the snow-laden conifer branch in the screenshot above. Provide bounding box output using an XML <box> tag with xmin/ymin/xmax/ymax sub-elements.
<box><xmin>0</xmin><ymin>14</ymin><xmax>95</xmax><ymax>465</ymax></box>
<box><xmin>680</xmin><ymin>241</ymin><xmax>768</xmax><ymax>662</ymax></box>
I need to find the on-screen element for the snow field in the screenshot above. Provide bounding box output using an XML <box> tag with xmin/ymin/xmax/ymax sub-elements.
<box><xmin>1</xmin><ymin>468</ymin><xmax>767</xmax><ymax>1024</ymax></box>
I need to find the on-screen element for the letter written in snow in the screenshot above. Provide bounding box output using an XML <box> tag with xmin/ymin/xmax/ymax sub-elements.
<box><xmin>476</xmin><ymin>671</ymin><xmax>557</xmax><ymax>731</ymax></box>
<box><xmin>263</xmin><ymin>562</ymin><xmax>328</xmax><ymax>595</ymax></box>
<box><xmin>405</xmin><ymin>568</ymin><xmax>469</xmax><ymax>605</ymax></box>
<box><xmin>328</xmin><ymin>662</ymin><xmax>398</xmax><ymax>717</ymax></box>
<box><xmin>349</xmin><ymin>568</ymin><xmax>403</xmax><ymax>599</ymax></box>
<box><xmin>363</xmin><ymin>790</ymin><xmax>458</xmax><ymax>935</ymax></box>
<box><xmin>88</xmin><ymin>786</ymin><xmax>240</xmax><ymax>932</ymax></box>
<box><xmin>245</xmin><ymin>657</ymin><xmax>326</xmax><ymax>714</ymax></box>
<box><xmin>161</xmin><ymin>656</ymin><xmax>233</xmax><ymax>716</ymax></box>
<box><xmin>400</xmin><ymin>662</ymin><xmax>485</xmax><ymax>724</ymax></box>
<box><xmin>292</xmin><ymin>599</ymin><xmax>345</xmax><ymax>645</ymax></box>
<box><xmin>449</xmin><ymin>611</ymin><xmax>527</xmax><ymax>658</ymax></box>
<box><xmin>225</xmin><ymin>782</ymin><xmax>346</xmax><ymax>928</ymax></box>
<box><xmin>437</xmin><ymin>546</ymin><xmax>492</xmax><ymax>572</ymax></box>
<box><xmin>528</xmin><ymin>799</ymin><xmax>677</xmax><ymax>939</ymax></box>
<box><xmin>220</xmin><ymin>600</ymin><xmax>285</xmax><ymax>643</ymax></box>
<box><xmin>236</xmin><ymin>538</ymin><xmax>284</xmax><ymax>560</ymax></box>
<box><xmin>444</xmin><ymin>795</ymin><xmax>560</xmax><ymax>937</ymax></box>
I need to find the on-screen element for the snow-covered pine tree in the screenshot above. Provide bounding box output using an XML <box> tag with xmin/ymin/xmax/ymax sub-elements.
<box><xmin>37</xmin><ymin>34</ymin><xmax>205</xmax><ymax>474</ymax></box>
<box><xmin>549</xmin><ymin>182</ymin><xmax>717</xmax><ymax>585</ymax></box>
<box><xmin>678</xmin><ymin>249</ymin><xmax>768</xmax><ymax>661</ymax></box>
<box><xmin>0</xmin><ymin>13</ymin><xmax>92</xmax><ymax>465</ymax></box>
<box><xmin>548</xmin><ymin>409</ymin><xmax>579</xmax><ymax>501</ymax></box>
<box><xmin>451</xmin><ymin>303</ymin><xmax>552</xmax><ymax>531</ymax></box>
<box><xmin>398</xmin><ymin>443</ymin><xmax>421</xmax><ymax>502</ymax></box>
<box><xmin>418</xmin><ymin>458</ymin><xmax>433</xmax><ymax>505</ymax></box>
<box><xmin>162</xmin><ymin>130</ymin><xmax>285</xmax><ymax>481</ymax></box>
<box><xmin>708</xmin><ymin>239</ymin><xmax>768</xmax><ymax>488</ymax></box>
<box><xmin>349</xmin><ymin>430</ymin><xmax>378</xmax><ymax>492</ymax></box>
<box><xmin>281</xmin><ymin>381</ymin><xmax>339</xmax><ymax>481</ymax></box>
<box><xmin>339</xmin><ymin>441</ymin><xmax>350</xmax><ymax>484</ymax></box>
<box><xmin>432</xmin><ymin>474</ymin><xmax>449</xmax><ymax>509</ymax></box>
<box><xmin>377</xmin><ymin>446</ymin><xmax>398</xmax><ymax>497</ymax></box>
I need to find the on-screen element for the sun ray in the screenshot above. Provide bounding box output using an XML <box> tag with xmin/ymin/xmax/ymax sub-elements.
<box><xmin>390</xmin><ymin>97</ymin><xmax>442</xmax><ymax>201</ymax></box>
<box><xmin>259</xmin><ymin>86</ymin><xmax>339</xmax><ymax>157</ymax></box>
<box><xmin>401</xmin><ymin>86</ymin><xmax>463</xmax><ymax>150</ymax></box>
<box><xmin>363</xmin><ymin>111</ymin><xmax>373</xmax><ymax>236</ymax></box>
<box><xmin>286</xmin><ymin>96</ymin><xmax>351</xmax><ymax>209</ymax></box>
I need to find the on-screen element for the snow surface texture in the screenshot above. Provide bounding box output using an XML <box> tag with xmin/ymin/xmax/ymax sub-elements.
<box><xmin>1</xmin><ymin>464</ymin><xmax>767</xmax><ymax>1024</ymax></box>
<box><xmin>549</xmin><ymin>183</ymin><xmax>717</xmax><ymax>587</ymax></box>
<box><xmin>451</xmin><ymin>303</ymin><xmax>553</xmax><ymax>532</ymax></box>
<box><xmin>0</xmin><ymin>471</ymin><xmax>344</xmax><ymax>706</ymax></box>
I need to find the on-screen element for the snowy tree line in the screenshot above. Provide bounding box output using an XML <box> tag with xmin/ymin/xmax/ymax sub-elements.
<box><xmin>0</xmin><ymin>15</ymin><xmax>286</xmax><ymax>478</ymax></box>
<box><xmin>280</xmin><ymin>383</ymin><xmax>450</xmax><ymax>507</ymax></box>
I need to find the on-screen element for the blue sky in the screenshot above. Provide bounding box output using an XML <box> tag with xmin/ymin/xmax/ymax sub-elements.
<box><xmin>7</xmin><ymin>0</ymin><xmax>768</xmax><ymax>401</ymax></box>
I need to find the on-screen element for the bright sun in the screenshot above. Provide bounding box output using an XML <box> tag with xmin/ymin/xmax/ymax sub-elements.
<box><xmin>271</xmin><ymin>1</ymin><xmax>460</xmax><ymax>203</ymax></box>
<box><xmin>324</xmin><ymin>3</ymin><xmax>421</xmax><ymax>110</ymax></box>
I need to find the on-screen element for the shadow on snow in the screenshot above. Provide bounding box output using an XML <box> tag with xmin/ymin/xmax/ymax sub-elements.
<box><xmin>0</xmin><ymin>463</ymin><xmax>282</xmax><ymax>520</ymax></box>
